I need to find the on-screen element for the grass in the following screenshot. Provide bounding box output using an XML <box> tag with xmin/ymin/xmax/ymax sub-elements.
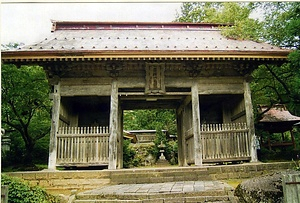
<box><xmin>224</xmin><ymin>179</ymin><xmax>244</xmax><ymax>188</ymax></box>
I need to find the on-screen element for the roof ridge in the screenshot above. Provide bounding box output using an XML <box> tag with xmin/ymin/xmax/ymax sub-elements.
<box><xmin>50</xmin><ymin>20</ymin><xmax>231</xmax><ymax>32</ymax></box>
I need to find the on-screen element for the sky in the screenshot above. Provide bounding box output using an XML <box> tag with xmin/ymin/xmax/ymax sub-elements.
<box><xmin>1</xmin><ymin>2</ymin><xmax>182</xmax><ymax>45</ymax></box>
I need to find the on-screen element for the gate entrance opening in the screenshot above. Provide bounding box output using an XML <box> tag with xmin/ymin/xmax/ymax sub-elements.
<box><xmin>119</xmin><ymin>88</ymin><xmax>190</xmax><ymax>168</ymax></box>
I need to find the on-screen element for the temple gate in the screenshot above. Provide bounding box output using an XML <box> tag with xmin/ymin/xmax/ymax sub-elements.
<box><xmin>1</xmin><ymin>21</ymin><xmax>290</xmax><ymax>170</ymax></box>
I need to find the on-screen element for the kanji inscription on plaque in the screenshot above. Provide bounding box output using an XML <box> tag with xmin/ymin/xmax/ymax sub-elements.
<box><xmin>145</xmin><ymin>63</ymin><xmax>165</xmax><ymax>94</ymax></box>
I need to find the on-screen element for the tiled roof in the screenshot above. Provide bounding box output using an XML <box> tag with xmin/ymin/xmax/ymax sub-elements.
<box><xmin>2</xmin><ymin>21</ymin><xmax>291</xmax><ymax>62</ymax></box>
<box><xmin>258</xmin><ymin>104</ymin><xmax>300</xmax><ymax>133</ymax></box>
<box><xmin>259</xmin><ymin>104</ymin><xmax>300</xmax><ymax>123</ymax></box>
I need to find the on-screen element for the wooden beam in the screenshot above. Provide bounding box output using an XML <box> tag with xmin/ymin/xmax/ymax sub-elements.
<box><xmin>118</xmin><ymin>77</ymin><xmax>145</xmax><ymax>88</ymax></box>
<box><xmin>198</xmin><ymin>83</ymin><xmax>244</xmax><ymax>95</ymax></box>
<box><xmin>191</xmin><ymin>82</ymin><xmax>202</xmax><ymax>166</ymax></box>
<box><xmin>109</xmin><ymin>79</ymin><xmax>119</xmax><ymax>169</ymax></box>
<box><xmin>231</xmin><ymin>110</ymin><xmax>246</xmax><ymax>121</ymax></box>
<box><xmin>60</xmin><ymin>85</ymin><xmax>111</xmax><ymax>96</ymax></box>
<box><xmin>244</xmin><ymin>79</ymin><xmax>258</xmax><ymax>162</ymax></box>
<box><xmin>48</xmin><ymin>81</ymin><xmax>61</xmax><ymax>170</ymax></box>
<box><xmin>59</xmin><ymin>114</ymin><xmax>70</xmax><ymax>125</ymax></box>
<box><xmin>60</xmin><ymin>77</ymin><xmax>112</xmax><ymax>85</ymax></box>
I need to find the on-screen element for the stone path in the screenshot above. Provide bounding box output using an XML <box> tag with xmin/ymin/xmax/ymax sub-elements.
<box><xmin>79</xmin><ymin>181</ymin><xmax>231</xmax><ymax>195</ymax></box>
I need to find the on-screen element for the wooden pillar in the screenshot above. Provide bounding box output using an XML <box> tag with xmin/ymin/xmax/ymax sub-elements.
<box><xmin>109</xmin><ymin>79</ymin><xmax>119</xmax><ymax>169</ymax></box>
<box><xmin>291</xmin><ymin>130</ymin><xmax>296</xmax><ymax>149</ymax></box>
<box><xmin>192</xmin><ymin>82</ymin><xmax>202</xmax><ymax>166</ymax></box>
<box><xmin>244</xmin><ymin>79</ymin><xmax>258</xmax><ymax>162</ymax></box>
<box><xmin>117</xmin><ymin>106</ymin><xmax>123</xmax><ymax>169</ymax></box>
<box><xmin>177</xmin><ymin>110</ymin><xmax>187</xmax><ymax>166</ymax></box>
<box><xmin>48</xmin><ymin>81</ymin><xmax>61</xmax><ymax>170</ymax></box>
<box><xmin>177</xmin><ymin>96</ymin><xmax>190</xmax><ymax>167</ymax></box>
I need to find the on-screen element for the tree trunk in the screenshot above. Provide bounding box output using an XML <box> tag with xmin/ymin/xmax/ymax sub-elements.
<box><xmin>23</xmin><ymin>130</ymin><xmax>35</xmax><ymax>166</ymax></box>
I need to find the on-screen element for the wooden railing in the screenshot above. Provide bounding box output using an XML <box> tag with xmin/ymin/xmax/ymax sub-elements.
<box><xmin>56</xmin><ymin>126</ymin><xmax>109</xmax><ymax>166</ymax></box>
<box><xmin>201</xmin><ymin>123</ymin><xmax>251</xmax><ymax>162</ymax></box>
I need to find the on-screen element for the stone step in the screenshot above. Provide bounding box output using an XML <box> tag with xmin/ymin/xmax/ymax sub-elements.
<box><xmin>109</xmin><ymin>167</ymin><xmax>211</xmax><ymax>184</ymax></box>
<box><xmin>74</xmin><ymin>195</ymin><xmax>238</xmax><ymax>203</ymax></box>
<box><xmin>74</xmin><ymin>181</ymin><xmax>237</xmax><ymax>203</ymax></box>
<box><xmin>76</xmin><ymin>190</ymin><xmax>229</xmax><ymax>200</ymax></box>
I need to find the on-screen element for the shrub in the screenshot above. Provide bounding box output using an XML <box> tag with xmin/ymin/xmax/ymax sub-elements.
<box><xmin>293</xmin><ymin>158</ymin><xmax>300</xmax><ymax>171</ymax></box>
<box><xmin>1</xmin><ymin>174</ymin><xmax>59</xmax><ymax>203</ymax></box>
<box><xmin>166</xmin><ymin>140</ymin><xmax>178</xmax><ymax>165</ymax></box>
<box><xmin>123</xmin><ymin>139</ymin><xmax>138</xmax><ymax>168</ymax></box>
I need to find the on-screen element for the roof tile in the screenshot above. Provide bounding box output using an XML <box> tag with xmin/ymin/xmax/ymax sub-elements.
<box><xmin>1</xmin><ymin>21</ymin><xmax>291</xmax><ymax>62</ymax></box>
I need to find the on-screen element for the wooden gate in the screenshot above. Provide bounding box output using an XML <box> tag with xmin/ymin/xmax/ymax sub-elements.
<box><xmin>56</xmin><ymin>126</ymin><xmax>109</xmax><ymax>166</ymax></box>
<box><xmin>202</xmin><ymin>123</ymin><xmax>251</xmax><ymax>162</ymax></box>
<box><xmin>185</xmin><ymin>122</ymin><xmax>251</xmax><ymax>164</ymax></box>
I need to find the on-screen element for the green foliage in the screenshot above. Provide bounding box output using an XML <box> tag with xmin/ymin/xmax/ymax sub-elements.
<box><xmin>250</xmin><ymin>2</ymin><xmax>300</xmax><ymax>117</ymax></box>
<box><xmin>1</xmin><ymin>174</ymin><xmax>59</xmax><ymax>203</ymax></box>
<box><xmin>221</xmin><ymin>18</ymin><xmax>262</xmax><ymax>41</ymax></box>
<box><xmin>123</xmin><ymin>139</ymin><xmax>138</xmax><ymax>168</ymax></box>
<box><xmin>166</xmin><ymin>140</ymin><xmax>178</xmax><ymax>165</ymax></box>
<box><xmin>255</xmin><ymin>3</ymin><xmax>300</xmax><ymax>112</ymax></box>
<box><xmin>149</xmin><ymin>127</ymin><xmax>178</xmax><ymax>165</ymax></box>
<box><xmin>256</xmin><ymin>2</ymin><xmax>300</xmax><ymax>48</ymax></box>
<box><xmin>1</xmin><ymin>64</ymin><xmax>51</xmax><ymax>166</ymax></box>
<box><xmin>175</xmin><ymin>2</ymin><xmax>263</xmax><ymax>41</ymax></box>
<box><xmin>293</xmin><ymin>159</ymin><xmax>300</xmax><ymax>171</ymax></box>
<box><xmin>123</xmin><ymin>109</ymin><xmax>176</xmax><ymax>134</ymax></box>
<box><xmin>251</xmin><ymin>64</ymin><xmax>297</xmax><ymax>107</ymax></box>
<box><xmin>123</xmin><ymin>109</ymin><xmax>178</xmax><ymax>166</ymax></box>
<box><xmin>175</xmin><ymin>2</ymin><xmax>222</xmax><ymax>23</ymax></box>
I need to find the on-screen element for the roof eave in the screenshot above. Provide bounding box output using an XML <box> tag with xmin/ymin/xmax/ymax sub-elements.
<box><xmin>2</xmin><ymin>49</ymin><xmax>291</xmax><ymax>59</ymax></box>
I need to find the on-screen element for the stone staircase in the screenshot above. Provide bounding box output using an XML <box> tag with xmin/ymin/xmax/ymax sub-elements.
<box><xmin>6</xmin><ymin>162</ymin><xmax>293</xmax><ymax>201</ymax></box>
<box><xmin>109</xmin><ymin>167</ymin><xmax>212</xmax><ymax>184</ymax></box>
<box><xmin>5</xmin><ymin>162</ymin><xmax>293</xmax><ymax>195</ymax></box>
<box><xmin>75</xmin><ymin>193</ymin><xmax>238</xmax><ymax>203</ymax></box>
<box><xmin>73</xmin><ymin>167</ymin><xmax>239</xmax><ymax>203</ymax></box>
<box><xmin>74</xmin><ymin>182</ymin><xmax>238</xmax><ymax>203</ymax></box>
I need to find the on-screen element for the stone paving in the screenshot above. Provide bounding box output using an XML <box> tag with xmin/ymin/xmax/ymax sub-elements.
<box><xmin>79</xmin><ymin>181</ymin><xmax>232</xmax><ymax>196</ymax></box>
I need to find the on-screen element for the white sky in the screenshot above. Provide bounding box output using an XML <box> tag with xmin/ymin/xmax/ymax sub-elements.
<box><xmin>1</xmin><ymin>2</ymin><xmax>182</xmax><ymax>45</ymax></box>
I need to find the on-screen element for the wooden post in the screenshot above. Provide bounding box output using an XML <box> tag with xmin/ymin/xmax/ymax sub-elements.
<box><xmin>117</xmin><ymin>106</ymin><xmax>123</xmax><ymax>169</ymax></box>
<box><xmin>283</xmin><ymin>174</ymin><xmax>300</xmax><ymax>203</ymax></box>
<box><xmin>177</xmin><ymin>110</ymin><xmax>187</xmax><ymax>166</ymax></box>
<box><xmin>291</xmin><ymin>130</ymin><xmax>296</xmax><ymax>149</ymax></box>
<box><xmin>192</xmin><ymin>82</ymin><xmax>202</xmax><ymax>166</ymax></box>
<box><xmin>109</xmin><ymin>79</ymin><xmax>119</xmax><ymax>169</ymax></box>
<box><xmin>244</xmin><ymin>79</ymin><xmax>258</xmax><ymax>162</ymax></box>
<box><xmin>48</xmin><ymin>81</ymin><xmax>61</xmax><ymax>170</ymax></box>
<box><xmin>1</xmin><ymin>186</ymin><xmax>8</xmax><ymax>203</ymax></box>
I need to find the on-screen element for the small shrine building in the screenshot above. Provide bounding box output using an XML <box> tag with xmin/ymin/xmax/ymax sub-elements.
<box><xmin>258</xmin><ymin>104</ymin><xmax>300</xmax><ymax>150</ymax></box>
<box><xmin>1</xmin><ymin>21</ymin><xmax>291</xmax><ymax>170</ymax></box>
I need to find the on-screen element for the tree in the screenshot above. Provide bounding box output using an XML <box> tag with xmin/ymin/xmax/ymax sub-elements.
<box><xmin>123</xmin><ymin>109</ymin><xmax>176</xmax><ymax>134</ymax></box>
<box><xmin>250</xmin><ymin>2</ymin><xmax>300</xmax><ymax>115</ymax></box>
<box><xmin>175</xmin><ymin>2</ymin><xmax>263</xmax><ymax>41</ymax></box>
<box><xmin>1</xmin><ymin>64</ymin><xmax>51</xmax><ymax>166</ymax></box>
